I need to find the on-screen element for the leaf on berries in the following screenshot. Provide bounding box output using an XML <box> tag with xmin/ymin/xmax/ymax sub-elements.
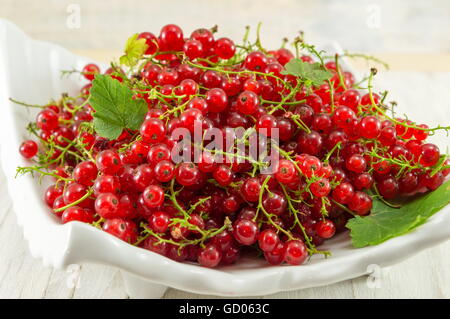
<box><xmin>281</xmin><ymin>59</ymin><xmax>332</xmax><ymax>86</ymax></box>
<box><xmin>347</xmin><ymin>180</ymin><xmax>450</xmax><ymax>248</ymax></box>
<box><xmin>89</xmin><ymin>74</ymin><xmax>147</xmax><ymax>140</ymax></box>
<box><xmin>119</xmin><ymin>33</ymin><xmax>148</xmax><ymax>67</ymax></box>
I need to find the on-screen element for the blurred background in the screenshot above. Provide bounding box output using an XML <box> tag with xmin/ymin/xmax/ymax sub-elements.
<box><xmin>2</xmin><ymin>0</ymin><xmax>450</xmax><ymax>54</ymax></box>
<box><xmin>1</xmin><ymin>0</ymin><xmax>450</xmax><ymax>299</ymax></box>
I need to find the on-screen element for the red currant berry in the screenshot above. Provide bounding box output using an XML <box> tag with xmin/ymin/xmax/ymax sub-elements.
<box><xmin>36</xmin><ymin>109</ymin><xmax>59</xmax><ymax>131</ymax></box>
<box><xmin>73</xmin><ymin>161</ymin><xmax>98</xmax><ymax>186</ymax></box>
<box><xmin>95</xmin><ymin>192</ymin><xmax>120</xmax><ymax>218</ymax></box>
<box><xmin>62</xmin><ymin>206</ymin><xmax>94</xmax><ymax>224</ymax></box>
<box><xmin>233</xmin><ymin>219</ymin><xmax>259</xmax><ymax>245</ymax></box>
<box><xmin>283</xmin><ymin>240</ymin><xmax>308</xmax><ymax>265</ymax></box>
<box><xmin>315</xmin><ymin>219</ymin><xmax>336</xmax><ymax>239</ymax></box>
<box><xmin>102</xmin><ymin>218</ymin><xmax>137</xmax><ymax>243</ymax></box>
<box><xmin>258</xmin><ymin>229</ymin><xmax>280</xmax><ymax>252</ymax></box>
<box><xmin>198</xmin><ymin>243</ymin><xmax>222</xmax><ymax>268</ymax></box>
<box><xmin>19</xmin><ymin>140</ymin><xmax>38</xmax><ymax>158</ymax></box>
<box><xmin>140</xmin><ymin>118</ymin><xmax>166</xmax><ymax>144</ymax></box>
<box><xmin>96</xmin><ymin>150</ymin><xmax>122</xmax><ymax>175</ymax></box>
<box><xmin>82</xmin><ymin>63</ymin><xmax>100</xmax><ymax>81</ymax></box>
<box><xmin>214</xmin><ymin>37</ymin><xmax>236</xmax><ymax>59</ymax></box>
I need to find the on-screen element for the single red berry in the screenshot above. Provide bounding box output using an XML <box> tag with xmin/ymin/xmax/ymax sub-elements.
<box><xmin>36</xmin><ymin>109</ymin><xmax>59</xmax><ymax>131</ymax></box>
<box><xmin>214</xmin><ymin>37</ymin><xmax>236</xmax><ymax>59</ymax></box>
<box><xmin>149</xmin><ymin>211</ymin><xmax>170</xmax><ymax>233</ymax></box>
<box><xmin>62</xmin><ymin>206</ymin><xmax>94</xmax><ymax>224</ymax></box>
<box><xmin>142</xmin><ymin>185</ymin><xmax>165</xmax><ymax>208</ymax></box>
<box><xmin>95</xmin><ymin>192</ymin><xmax>120</xmax><ymax>219</ymax></box>
<box><xmin>283</xmin><ymin>240</ymin><xmax>308</xmax><ymax>265</ymax></box>
<box><xmin>19</xmin><ymin>140</ymin><xmax>38</xmax><ymax>158</ymax></box>
<box><xmin>82</xmin><ymin>63</ymin><xmax>100</xmax><ymax>81</ymax></box>
<box><xmin>233</xmin><ymin>219</ymin><xmax>259</xmax><ymax>245</ymax></box>
<box><xmin>175</xmin><ymin>162</ymin><xmax>200</xmax><ymax>186</ymax></box>
<box><xmin>102</xmin><ymin>218</ymin><xmax>138</xmax><ymax>243</ymax></box>
<box><xmin>140</xmin><ymin>118</ymin><xmax>166</xmax><ymax>144</ymax></box>
<box><xmin>73</xmin><ymin>161</ymin><xmax>98</xmax><ymax>186</ymax></box>
<box><xmin>419</xmin><ymin>143</ymin><xmax>440</xmax><ymax>167</ymax></box>
<box><xmin>96</xmin><ymin>150</ymin><xmax>122</xmax><ymax>175</ymax></box>
<box><xmin>198</xmin><ymin>243</ymin><xmax>222</xmax><ymax>268</ymax></box>
<box><xmin>258</xmin><ymin>229</ymin><xmax>280</xmax><ymax>252</ymax></box>
<box><xmin>213</xmin><ymin>165</ymin><xmax>233</xmax><ymax>186</ymax></box>
<box><xmin>346</xmin><ymin>154</ymin><xmax>367</xmax><ymax>173</ymax></box>
<box><xmin>315</xmin><ymin>219</ymin><xmax>336</xmax><ymax>239</ymax></box>
<box><xmin>205</xmin><ymin>88</ymin><xmax>228</xmax><ymax>113</ymax></box>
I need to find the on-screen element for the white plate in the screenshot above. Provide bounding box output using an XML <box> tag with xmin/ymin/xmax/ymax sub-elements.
<box><xmin>1</xmin><ymin>18</ymin><xmax>449</xmax><ymax>298</ymax></box>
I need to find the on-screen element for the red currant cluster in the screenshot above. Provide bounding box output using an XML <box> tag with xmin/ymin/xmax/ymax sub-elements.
<box><xmin>18</xmin><ymin>24</ymin><xmax>449</xmax><ymax>268</ymax></box>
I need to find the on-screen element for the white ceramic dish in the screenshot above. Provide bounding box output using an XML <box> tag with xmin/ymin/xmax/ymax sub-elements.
<box><xmin>1</xmin><ymin>19</ymin><xmax>449</xmax><ymax>298</ymax></box>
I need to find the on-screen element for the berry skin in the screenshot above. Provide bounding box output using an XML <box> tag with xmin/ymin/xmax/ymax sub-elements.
<box><xmin>419</xmin><ymin>143</ymin><xmax>440</xmax><ymax>167</ymax></box>
<box><xmin>62</xmin><ymin>206</ymin><xmax>94</xmax><ymax>224</ymax></box>
<box><xmin>36</xmin><ymin>109</ymin><xmax>59</xmax><ymax>131</ymax></box>
<box><xmin>44</xmin><ymin>184</ymin><xmax>63</xmax><ymax>208</ymax></box>
<box><xmin>198</xmin><ymin>243</ymin><xmax>222</xmax><ymax>268</ymax></box>
<box><xmin>142</xmin><ymin>185</ymin><xmax>165</xmax><ymax>208</ymax></box>
<box><xmin>147</xmin><ymin>143</ymin><xmax>171</xmax><ymax>166</ymax></box>
<box><xmin>310</xmin><ymin>178</ymin><xmax>331</xmax><ymax>197</ymax></box>
<box><xmin>183</xmin><ymin>39</ymin><xmax>204</xmax><ymax>60</ymax></box>
<box><xmin>244</xmin><ymin>51</ymin><xmax>268</xmax><ymax>71</ymax></box>
<box><xmin>233</xmin><ymin>219</ymin><xmax>259</xmax><ymax>245</ymax></box>
<box><xmin>297</xmin><ymin>131</ymin><xmax>323</xmax><ymax>156</ymax></box>
<box><xmin>140</xmin><ymin>118</ymin><xmax>166</xmax><ymax>144</ymax></box>
<box><xmin>283</xmin><ymin>240</ymin><xmax>308</xmax><ymax>265</ymax></box>
<box><xmin>63</xmin><ymin>183</ymin><xmax>88</xmax><ymax>205</ymax></box>
<box><xmin>96</xmin><ymin>150</ymin><xmax>122</xmax><ymax>175</ymax></box>
<box><xmin>346</xmin><ymin>154</ymin><xmax>367</xmax><ymax>173</ymax></box>
<box><xmin>236</xmin><ymin>90</ymin><xmax>259</xmax><ymax>115</ymax></box>
<box><xmin>82</xmin><ymin>63</ymin><xmax>100</xmax><ymax>81</ymax></box>
<box><xmin>154</xmin><ymin>160</ymin><xmax>175</xmax><ymax>182</ymax></box>
<box><xmin>262</xmin><ymin>190</ymin><xmax>287</xmax><ymax>216</ymax></box>
<box><xmin>149</xmin><ymin>211</ymin><xmax>170</xmax><ymax>233</ymax></box>
<box><xmin>275</xmin><ymin>159</ymin><xmax>297</xmax><ymax>184</ymax></box>
<box><xmin>348</xmin><ymin>191</ymin><xmax>372</xmax><ymax>215</ymax></box>
<box><xmin>159</xmin><ymin>24</ymin><xmax>184</xmax><ymax>51</ymax></box>
<box><xmin>258</xmin><ymin>229</ymin><xmax>280</xmax><ymax>252</ymax></box>
<box><xmin>95</xmin><ymin>192</ymin><xmax>120</xmax><ymax>219</ymax></box>
<box><xmin>377</xmin><ymin>176</ymin><xmax>399</xmax><ymax>199</ymax></box>
<box><xmin>205</xmin><ymin>88</ymin><xmax>228</xmax><ymax>112</ymax></box>
<box><xmin>190</xmin><ymin>28</ymin><xmax>215</xmax><ymax>51</ymax></box>
<box><xmin>241</xmin><ymin>177</ymin><xmax>262</xmax><ymax>202</ymax></box>
<box><xmin>214</xmin><ymin>37</ymin><xmax>236</xmax><ymax>59</ymax></box>
<box><xmin>102</xmin><ymin>218</ymin><xmax>138</xmax><ymax>243</ymax></box>
<box><xmin>213</xmin><ymin>165</ymin><xmax>233</xmax><ymax>186</ymax></box>
<box><xmin>19</xmin><ymin>140</ymin><xmax>38</xmax><ymax>158</ymax></box>
<box><xmin>176</xmin><ymin>162</ymin><xmax>200</xmax><ymax>186</ymax></box>
<box><xmin>264</xmin><ymin>242</ymin><xmax>285</xmax><ymax>265</ymax></box>
<box><xmin>358</xmin><ymin>116</ymin><xmax>381</xmax><ymax>139</ymax></box>
<box><xmin>73</xmin><ymin>161</ymin><xmax>98</xmax><ymax>186</ymax></box>
<box><xmin>315</xmin><ymin>219</ymin><xmax>336</xmax><ymax>239</ymax></box>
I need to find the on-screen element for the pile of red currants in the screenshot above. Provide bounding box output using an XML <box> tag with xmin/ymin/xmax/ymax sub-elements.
<box><xmin>18</xmin><ymin>24</ymin><xmax>449</xmax><ymax>268</ymax></box>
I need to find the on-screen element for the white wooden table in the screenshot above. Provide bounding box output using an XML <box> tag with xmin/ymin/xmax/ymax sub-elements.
<box><xmin>1</xmin><ymin>64</ymin><xmax>449</xmax><ymax>298</ymax></box>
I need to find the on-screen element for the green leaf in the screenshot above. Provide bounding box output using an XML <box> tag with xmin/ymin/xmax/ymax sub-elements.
<box><xmin>119</xmin><ymin>33</ymin><xmax>148</xmax><ymax>67</ymax></box>
<box><xmin>89</xmin><ymin>74</ymin><xmax>147</xmax><ymax>140</ymax></box>
<box><xmin>281</xmin><ymin>59</ymin><xmax>332</xmax><ymax>86</ymax></box>
<box><xmin>347</xmin><ymin>180</ymin><xmax>450</xmax><ymax>248</ymax></box>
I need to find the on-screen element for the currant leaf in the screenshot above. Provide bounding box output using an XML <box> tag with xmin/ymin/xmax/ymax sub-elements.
<box><xmin>281</xmin><ymin>59</ymin><xmax>332</xmax><ymax>86</ymax></box>
<box><xmin>89</xmin><ymin>74</ymin><xmax>147</xmax><ymax>140</ymax></box>
<box><xmin>347</xmin><ymin>180</ymin><xmax>450</xmax><ymax>248</ymax></box>
<box><xmin>119</xmin><ymin>33</ymin><xmax>149</xmax><ymax>67</ymax></box>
